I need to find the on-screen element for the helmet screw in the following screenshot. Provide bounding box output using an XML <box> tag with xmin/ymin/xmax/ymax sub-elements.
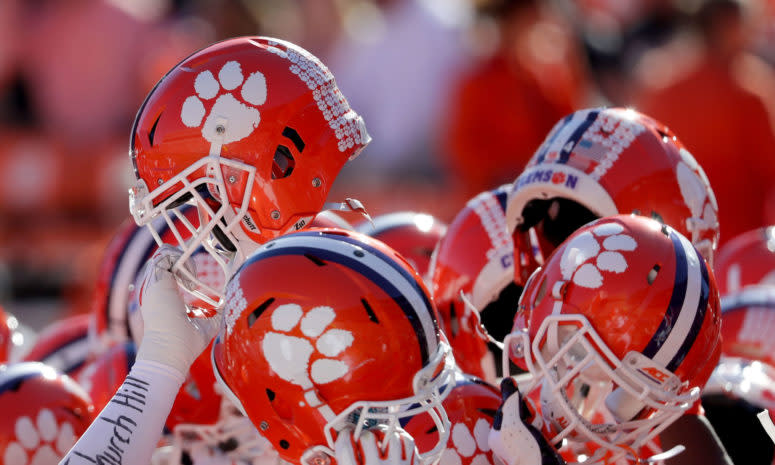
<box><xmin>228</xmin><ymin>175</ymin><xmax>237</xmax><ymax>184</ymax></box>
<box><xmin>157</xmin><ymin>178</ymin><xmax>164</xmax><ymax>185</ymax></box>
<box><xmin>312</xmin><ymin>177</ymin><xmax>322</xmax><ymax>188</ymax></box>
<box><xmin>215</xmin><ymin>124</ymin><xmax>226</xmax><ymax>135</ymax></box>
<box><xmin>260</xmin><ymin>421</ymin><xmax>269</xmax><ymax>431</ymax></box>
<box><xmin>271</xmin><ymin>210</ymin><xmax>281</xmax><ymax>220</ymax></box>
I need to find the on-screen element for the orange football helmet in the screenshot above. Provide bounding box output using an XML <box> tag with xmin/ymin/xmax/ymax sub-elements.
<box><xmin>429</xmin><ymin>185</ymin><xmax>531</xmax><ymax>381</ymax></box>
<box><xmin>404</xmin><ymin>371</ymin><xmax>501</xmax><ymax>465</ymax></box>
<box><xmin>212</xmin><ymin>228</ymin><xmax>454</xmax><ymax>465</ymax></box>
<box><xmin>77</xmin><ymin>341</ymin><xmax>137</xmax><ymax>413</ymax></box>
<box><xmin>702</xmin><ymin>286</ymin><xmax>775</xmax><ymax>465</ymax></box>
<box><xmin>129</xmin><ymin>36</ymin><xmax>369</xmax><ymax>307</ymax></box>
<box><xmin>506</xmin><ymin>215</ymin><xmax>721</xmax><ymax>464</ymax></box>
<box><xmin>0</xmin><ymin>362</ymin><xmax>95</xmax><ymax>465</ymax></box>
<box><xmin>90</xmin><ymin>207</ymin><xmax>207</xmax><ymax>353</ymax></box>
<box><xmin>357</xmin><ymin>212</ymin><xmax>447</xmax><ymax>279</ymax></box>
<box><xmin>714</xmin><ymin>227</ymin><xmax>775</xmax><ymax>296</ymax></box>
<box><xmin>23</xmin><ymin>314</ymin><xmax>92</xmax><ymax>378</ymax></box>
<box><xmin>713</xmin><ymin>285</ymin><xmax>775</xmax><ymax>370</ymax></box>
<box><xmin>507</xmin><ymin>107</ymin><xmax>719</xmax><ymax>266</ymax></box>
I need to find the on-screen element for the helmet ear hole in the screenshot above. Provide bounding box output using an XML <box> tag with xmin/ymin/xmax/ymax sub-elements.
<box><xmin>272</xmin><ymin>145</ymin><xmax>295</xmax><ymax>179</ymax></box>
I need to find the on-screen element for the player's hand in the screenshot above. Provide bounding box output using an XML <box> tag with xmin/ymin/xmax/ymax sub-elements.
<box><xmin>136</xmin><ymin>244</ymin><xmax>221</xmax><ymax>374</ymax></box>
<box><xmin>335</xmin><ymin>426</ymin><xmax>420</xmax><ymax>465</ymax></box>
<box><xmin>489</xmin><ymin>378</ymin><xmax>566</xmax><ymax>465</ymax></box>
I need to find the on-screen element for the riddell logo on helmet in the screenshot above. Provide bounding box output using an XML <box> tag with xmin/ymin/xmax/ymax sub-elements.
<box><xmin>516</xmin><ymin>169</ymin><xmax>578</xmax><ymax>190</ymax></box>
<box><xmin>242</xmin><ymin>214</ymin><xmax>258</xmax><ymax>231</ymax></box>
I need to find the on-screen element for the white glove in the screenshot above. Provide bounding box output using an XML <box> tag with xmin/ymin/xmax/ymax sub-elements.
<box><xmin>136</xmin><ymin>244</ymin><xmax>222</xmax><ymax>375</ymax></box>
<box><xmin>334</xmin><ymin>427</ymin><xmax>420</xmax><ymax>465</ymax></box>
<box><xmin>489</xmin><ymin>378</ymin><xmax>566</xmax><ymax>465</ymax></box>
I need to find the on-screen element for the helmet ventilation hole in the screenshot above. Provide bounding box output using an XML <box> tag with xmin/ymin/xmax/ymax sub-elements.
<box><xmin>647</xmin><ymin>264</ymin><xmax>661</xmax><ymax>285</ymax></box>
<box><xmin>361</xmin><ymin>298</ymin><xmax>379</xmax><ymax>323</ymax></box>
<box><xmin>449</xmin><ymin>302</ymin><xmax>459</xmax><ymax>336</ymax></box>
<box><xmin>248</xmin><ymin>298</ymin><xmax>276</xmax><ymax>328</ymax></box>
<box><xmin>304</xmin><ymin>253</ymin><xmax>326</xmax><ymax>266</ymax></box>
<box><xmin>148</xmin><ymin>113</ymin><xmax>162</xmax><ymax>146</ymax></box>
<box><xmin>271</xmin><ymin>145</ymin><xmax>295</xmax><ymax>179</ymax></box>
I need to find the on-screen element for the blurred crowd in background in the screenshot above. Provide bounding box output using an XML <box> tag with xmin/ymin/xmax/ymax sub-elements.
<box><xmin>1</xmin><ymin>0</ymin><xmax>775</xmax><ymax>329</ymax></box>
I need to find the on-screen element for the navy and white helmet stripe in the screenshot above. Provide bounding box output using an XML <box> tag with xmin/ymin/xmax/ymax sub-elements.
<box><xmin>642</xmin><ymin>229</ymin><xmax>710</xmax><ymax>371</ymax></box>
<box><xmin>534</xmin><ymin>108</ymin><xmax>601</xmax><ymax>165</ymax></box>
<box><xmin>720</xmin><ymin>286</ymin><xmax>775</xmax><ymax>313</ymax></box>
<box><xmin>244</xmin><ymin>231</ymin><xmax>439</xmax><ymax>364</ymax></box>
<box><xmin>0</xmin><ymin>363</ymin><xmax>52</xmax><ymax>395</ymax></box>
<box><xmin>104</xmin><ymin>218</ymin><xmax>160</xmax><ymax>328</ymax></box>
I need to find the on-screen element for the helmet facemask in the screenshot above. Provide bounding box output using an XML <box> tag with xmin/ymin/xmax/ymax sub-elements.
<box><xmin>506</xmin><ymin>315</ymin><xmax>698</xmax><ymax>465</ymax></box>
<box><xmin>169</xmin><ymin>396</ymin><xmax>275</xmax><ymax>464</ymax></box>
<box><xmin>129</xmin><ymin>155</ymin><xmax>257</xmax><ymax>309</ymax></box>
<box><xmin>306</xmin><ymin>342</ymin><xmax>456</xmax><ymax>465</ymax></box>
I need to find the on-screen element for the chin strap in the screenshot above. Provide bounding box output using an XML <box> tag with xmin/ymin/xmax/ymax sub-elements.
<box><xmin>323</xmin><ymin>198</ymin><xmax>373</xmax><ymax>228</ymax></box>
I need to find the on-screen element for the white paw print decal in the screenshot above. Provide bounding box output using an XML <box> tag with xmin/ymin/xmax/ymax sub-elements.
<box><xmin>560</xmin><ymin>223</ymin><xmax>637</xmax><ymax>289</ymax></box>
<box><xmin>676</xmin><ymin>148</ymin><xmax>718</xmax><ymax>233</ymax></box>
<box><xmin>262</xmin><ymin>304</ymin><xmax>354</xmax><ymax>389</ymax></box>
<box><xmin>180</xmin><ymin>60</ymin><xmax>267</xmax><ymax>144</ymax></box>
<box><xmin>441</xmin><ymin>420</ymin><xmax>494</xmax><ymax>465</ymax></box>
<box><xmin>2</xmin><ymin>409</ymin><xmax>77</xmax><ymax>465</ymax></box>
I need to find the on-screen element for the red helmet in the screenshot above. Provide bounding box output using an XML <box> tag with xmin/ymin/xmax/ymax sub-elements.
<box><xmin>507</xmin><ymin>215</ymin><xmax>721</xmax><ymax>464</ymax></box>
<box><xmin>357</xmin><ymin>212</ymin><xmax>447</xmax><ymax>279</ymax></box>
<box><xmin>129</xmin><ymin>36</ymin><xmax>369</xmax><ymax>306</ymax></box>
<box><xmin>702</xmin><ymin>286</ymin><xmax>775</xmax><ymax>465</ymax></box>
<box><xmin>167</xmin><ymin>340</ymin><xmax>221</xmax><ymax>430</ymax></box>
<box><xmin>23</xmin><ymin>314</ymin><xmax>93</xmax><ymax>378</ymax></box>
<box><xmin>213</xmin><ymin>228</ymin><xmax>454</xmax><ymax>465</ymax></box>
<box><xmin>166</xmin><ymin>398</ymin><xmax>280</xmax><ymax>464</ymax></box>
<box><xmin>404</xmin><ymin>372</ymin><xmax>501</xmax><ymax>465</ymax></box>
<box><xmin>506</xmin><ymin>107</ymin><xmax>719</xmax><ymax>266</ymax></box>
<box><xmin>429</xmin><ymin>185</ymin><xmax>524</xmax><ymax>380</ymax></box>
<box><xmin>92</xmin><ymin>206</ymin><xmax>219</xmax><ymax>355</ymax></box>
<box><xmin>77</xmin><ymin>341</ymin><xmax>136</xmax><ymax>413</ymax></box>
<box><xmin>714</xmin><ymin>227</ymin><xmax>775</xmax><ymax>296</ymax></box>
<box><xmin>0</xmin><ymin>362</ymin><xmax>95</xmax><ymax>464</ymax></box>
<box><xmin>715</xmin><ymin>286</ymin><xmax>775</xmax><ymax>368</ymax></box>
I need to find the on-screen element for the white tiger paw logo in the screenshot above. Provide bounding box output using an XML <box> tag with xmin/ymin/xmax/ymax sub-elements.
<box><xmin>560</xmin><ymin>222</ymin><xmax>637</xmax><ymax>289</ymax></box>
<box><xmin>442</xmin><ymin>420</ymin><xmax>494</xmax><ymax>465</ymax></box>
<box><xmin>180</xmin><ymin>60</ymin><xmax>267</xmax><ymax>144</ymax></box>
<box><xmin>262</xmin><ymin>304</ymin><xmax>354</xmax><ymax>389</ymax></box>
<box><xmin>676</xmin><ymin>148</ymin><xmax>718</xmax><ymax>232</ymax></box>
<box><xmin>2</xmin><ymin>409</ymin><xmax>77</xmax><ymax>465</ymax></box>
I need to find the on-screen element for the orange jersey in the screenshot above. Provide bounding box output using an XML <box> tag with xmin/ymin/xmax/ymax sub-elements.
<box><xmin>635</xmin><ymin>54</ymin><xmax>775</xmax><ymax>244</ymax></box>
